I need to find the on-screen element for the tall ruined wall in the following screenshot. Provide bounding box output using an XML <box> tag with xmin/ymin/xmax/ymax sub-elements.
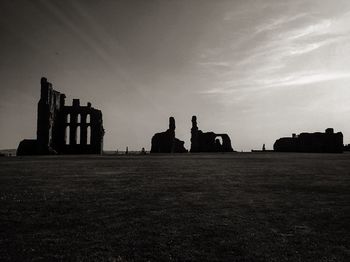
<box><xmin>17</xmin><ymin>77</ymin><xmax>104</xmax><ymax>155</ymax></box>
<box><xmin>58</xmin><ymin>100</ymin><xmax>104</xmax><ymax>154</ymax></box>
<box><xmin>36</xmin><ymin>77</ymin><xmax>66</xmax><ymax>154</ymax></box>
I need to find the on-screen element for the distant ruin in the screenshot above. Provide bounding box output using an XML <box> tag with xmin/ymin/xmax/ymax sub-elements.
<box><xmin>150</xmin><ymin>117</ymin><xmax>187</xmax><ymax>153</ymax></box>
<box><xmin>190</xmin><ymin>116</ymin><xmax>234</xmax><ymax>153</ymax></box>
<box><xmin>273</xmin><ymin>128</ymin><xmax>343</xmax><ymax>153</ymax></box>
<box><xmin>17</xmin><ymin>77</ymin><xmax>104</xmax><ymax>155</ymax></box>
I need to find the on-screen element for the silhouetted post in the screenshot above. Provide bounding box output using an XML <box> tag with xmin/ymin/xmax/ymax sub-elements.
<box><xmin>191</xmin><ymin>115</ymin><xmax>199</xmax><ymax>152</ymax></box>
<box><xmin>125</xmin><ymin>146</ymin><xmax>128</xmax><ymax>155</ymax></box>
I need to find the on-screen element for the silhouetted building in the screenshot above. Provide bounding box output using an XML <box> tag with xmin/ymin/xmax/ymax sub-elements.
<box><xmin>274</xmin><ymin>128</ymin><xmax>343</xmax><ymax>153</ymax></box>
<box><xmin>17</xmin><ymin>77</ymin><xmax>104</xmax><ymax>155</ymax></box>
<box><xmin>150</xmin><ymin>117</ymin><xmax>187</xmax><ymax>153</ymax></box>
<box><xmin>344</xmin><ymin>144</ymin><xmax>350</xmax><ymax>151</ymax></box>
<box><xmin>190</xmin><ymin>116</ymin><xmax>234</xmax><ymax>153</ymax></box>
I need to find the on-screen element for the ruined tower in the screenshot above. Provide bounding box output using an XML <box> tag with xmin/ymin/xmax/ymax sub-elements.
<box><xmin>36</xmin><ymin>77</ymin><xmax>66</xmax><ymax>154</ymax></box>
<box><xmin>190</xmin><ymin>116</ymin><xmax>199</xmax><ymax>152</ymax></box>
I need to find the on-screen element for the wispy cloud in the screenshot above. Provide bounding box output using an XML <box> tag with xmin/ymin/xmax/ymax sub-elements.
<box><xmin>196</xmin><ymin>5</ymin><xmax>350</xmax><ymax>98</ymax></box>
<box><xmin>274</xmin><ymin>72</ymin><xmax>350</xmax><ymax>87</ymax></box>
<box><xmin>285</xmin><ymin>19</ymin><xmax>332</xmax><ymax>40</ymax></box>
<box><xmin>197</xmin><ymin>61</ymin><xmax>232</xmax><ymax>68</ymax></box>
<box><xmin>254</xmin><ymin>13</ymin><xmax>309</xmax><ymax>34</ymax></box>
<box><xmin>201</xmin><ymin>71</ymin><xmax>350</xmax><ymax>95</ymax></box>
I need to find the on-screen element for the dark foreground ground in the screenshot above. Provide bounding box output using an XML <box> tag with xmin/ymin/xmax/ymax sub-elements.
<box><xmin>0</xmin><ymin>153</ymin><xmax>349</xmax><ymax>262</ymax></box>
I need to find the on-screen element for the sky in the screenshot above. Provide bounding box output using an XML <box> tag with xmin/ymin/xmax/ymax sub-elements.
<box><xmin>1</xmin><ymin>0</ymin><xmax>350</xmax><ymax>151</ymax></box>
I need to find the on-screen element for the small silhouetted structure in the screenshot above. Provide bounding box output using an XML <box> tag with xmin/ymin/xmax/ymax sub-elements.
<box><xmin>190</xmin><ymin>115</ymin><xmax>234</xmax><ymax>153</ymax></box>
<box><xmin>150</xmin><ymin>117</ymin><xmax>187</xmax><ymax>153</ymax></box>
<box><xmin>141</xmin><ymin>147</ymin><xmax>146</xmax><ymax>154</ymax></box>
<box><xmin>17</xmin><ymin>77</ymin><xmax>104</xmax><ymax>155</ymax></box>
<box><xmin>125</xmin><ymin>146</ymin><xmax>129</xmax><ymax>155</ymax></box>
<box><xmin>262</xmin><ymin>144</ymin><xmax>266</xmax><ymax>151</ymax></box>
<box><xmin>344</xmin><ymin>144</ymin><xmax>350</xmax><ymax>151</ymax></box>
<box><xmin>273</xmin><ymin>128</ymin><xmax>343</xmax><ymax>153</ymax></box>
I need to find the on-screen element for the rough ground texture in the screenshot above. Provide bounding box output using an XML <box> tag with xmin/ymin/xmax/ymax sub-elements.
<box><xmin>0</xmin><ymin>153</ymin><xmax>349</xmax><ymax>261</ymax></box>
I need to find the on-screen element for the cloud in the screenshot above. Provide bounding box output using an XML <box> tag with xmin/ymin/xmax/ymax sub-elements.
<box><xmin>271</xmin><ymin>72</ymin><xmax>350</xmax><ymax>87</ymax></box>
<box><xmin>201</xmin><ymin>70</ymin><xmax>350</xmax><ymax>95</ymax></box>
<box><xmin>254</xmin><ymin>13</ymin><xmax>309</xmax><ymax>34</ymax></box>
<box><xmin>197</xmin><ymin>61</ymin><xmax>232</xmax><ymax>68</ymax></box>
<box><xmin>284</xmin><ymin>19</ymin><xmax>332</xmax><ymax>40</ymax></box>
<box><xmin>196</xmin><ymin>4</ymin><xmax>350</xmax><ymax>100</ymax></box>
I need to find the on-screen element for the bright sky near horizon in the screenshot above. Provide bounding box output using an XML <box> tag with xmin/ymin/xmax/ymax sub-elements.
<box><xmin>1</xmin><ymin>0</ymin><xmax>350</xmax><ymax>151</ymax></box>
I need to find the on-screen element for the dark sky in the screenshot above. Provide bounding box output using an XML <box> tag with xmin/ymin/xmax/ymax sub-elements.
<box><xmin>1</xmin><ymin>0</ymin><xmax>350</xmax><ymax>151</ymax></box>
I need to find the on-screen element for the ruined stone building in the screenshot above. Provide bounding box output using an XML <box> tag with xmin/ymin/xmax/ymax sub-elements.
<box><xmin>273</xmin><ymin>128</ymin><xmax>343</xmax><ymax>153</ymax></box>
<box><xmin>190</xmin><ymin>116</ymin><xmax>234</xmax><ymax>153</ymax></box>
<box><xmin>17</xmin><ymin>77</ymin><xmax>104</xmax><ymax>155</ymax></box>
<box><xmin>150</xmin><ymin>117</ymin><xmax>187</xmax><ymax>153</ymax></box>
<box><xmin>344</xmin><ymin>144</ymin><xmax>350</xmax><ymax>151</ymax></box>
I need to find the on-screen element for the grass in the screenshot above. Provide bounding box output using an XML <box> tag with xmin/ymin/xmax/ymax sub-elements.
<box><xmin>0</xmin><ymin>153</ymin><xmax>349</xmax><ymax>261</ymax></box>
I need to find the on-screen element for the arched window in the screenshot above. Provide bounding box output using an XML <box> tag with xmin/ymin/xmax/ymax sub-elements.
<box><xmin>65</xmin><ymin>126</ymin><xmax>70</xmax><ymax>145</ymax></box>
<box><xmin>77</xmin><ymin>114</ymin><xmax>81</xmax><ymax>123</ymax></box>
<box><xmin>66</xmin><ymin>114</ymin><xmax>70</xmax><ymax>124</ymax></box>
<box><xmin>215</xmin><ymin>136</ymin><xmax>223</xmax><ymax>145</ymax></box>
<box><xmin>87</xmin><ymin>126</ymin><xmax>91</xmax><ymax>145</ymax></box>
<box><xmin>77</xmin><ymin>126</ymin><xmax>81</xmax><ymax>144</ymax></box>
<box><xmin>86</xmin><ymin>114</ymin><xmax>90</xmax><ymax>124</ymax></box>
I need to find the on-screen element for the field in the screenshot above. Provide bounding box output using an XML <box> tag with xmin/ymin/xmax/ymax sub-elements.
<box><xmin>0</xmin><ymin>153</ymin><xmax>349</xmax><ymax>261</ymax></box>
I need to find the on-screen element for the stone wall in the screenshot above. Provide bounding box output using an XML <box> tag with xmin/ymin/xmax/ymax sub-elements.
<box><xmin>17</xmin><ymin>77</ymin><xmax>104</xmax><ymax>155</ymax></box>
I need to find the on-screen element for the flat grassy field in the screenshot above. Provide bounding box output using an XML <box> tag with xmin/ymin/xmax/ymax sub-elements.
<box><xmin>0</xmin><ymin>153</ymin><xmax>349</xmax><ymax>261</ymax></box>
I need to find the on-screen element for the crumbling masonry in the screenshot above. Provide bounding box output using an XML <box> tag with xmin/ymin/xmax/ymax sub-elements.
<box><xmin>273</xmin><ymin>128</ymin><xmax>343</xmax><ymax>153</ymax></box>
<box><xmin>190</xmin><ymin>116</ymin><xmax>234</xmax><ymax>153</ymax></box>
<box><xmin>150</xmin><ymin>117</ymin><xmax>187</xmax><ymax>153</ymax></box>
<box><xmin>17</xmin><ymin>77</ymin><xmax>104</xmax><ymax>155</ymax></box>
